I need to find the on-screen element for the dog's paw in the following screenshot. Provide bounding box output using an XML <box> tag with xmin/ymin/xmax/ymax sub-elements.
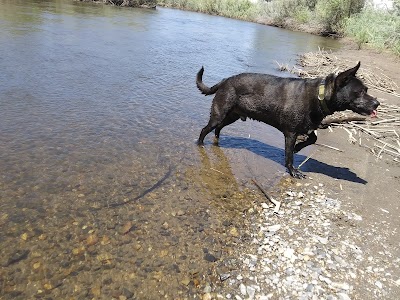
<box><xmin>289</xmin><ymin>168</ymin><xmax>306</xmax><ymax>179</ymax></box>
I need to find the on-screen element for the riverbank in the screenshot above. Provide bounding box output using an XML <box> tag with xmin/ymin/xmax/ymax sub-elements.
<box><xmin>201</xmin><ymin>46</ymin><xmax>400</xmax><ymax>299</ymax></box>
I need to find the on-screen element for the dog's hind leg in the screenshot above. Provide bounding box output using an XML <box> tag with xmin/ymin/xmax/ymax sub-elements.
<box><xmin>198</xmin><ymin>92</ymin><xmax>236</xmax><ymax>145</ymax></box>
<box><xmin>198</xmin><ymin>121</ymin><xmax>217</xmax><ymax>145</ymax></box>
<box><xmin>213</xmin><ymin>112</ymin><xmax>240</xmax><ymax>145</ymax></box>
<box><xmin>294</xmin><ymin>131</ymin><xmax>317</xmax><ymax>153</ymax></box>
<box><xmin>284</xmin><ymin>132</ymin><xmax>305</xmax><ymax>179</ymax></box>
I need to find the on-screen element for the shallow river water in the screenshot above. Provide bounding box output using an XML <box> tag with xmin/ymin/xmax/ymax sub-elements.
<box><xmin>0</xmin><ymin>1</ymin><xmax>339</xmax><ymax>298</ymax></box>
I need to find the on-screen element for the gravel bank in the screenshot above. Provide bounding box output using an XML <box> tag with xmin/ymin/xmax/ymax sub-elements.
<box><xmin>202</xmin><ymin>176</ymin><xmax>399</xmax><ymax>300</ymax></box>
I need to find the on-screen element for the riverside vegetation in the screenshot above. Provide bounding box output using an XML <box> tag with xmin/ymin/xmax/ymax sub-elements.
<box><xmin>156</xmin><ymin>0</ymin><xmax>400</xmax><ymax>56</ymax></box>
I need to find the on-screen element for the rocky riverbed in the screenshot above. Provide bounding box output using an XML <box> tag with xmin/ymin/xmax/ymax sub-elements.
<box><xmin>201</xmin><ymin>176</ymin><xmax>399</xmax><ymax>300</ymax></box>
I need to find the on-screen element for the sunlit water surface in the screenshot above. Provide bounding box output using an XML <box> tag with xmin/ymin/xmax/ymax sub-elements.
<box><xmin>0</xmin><ymin>1</ymin><xmax>339</xmax><ymax>298</ymax></box>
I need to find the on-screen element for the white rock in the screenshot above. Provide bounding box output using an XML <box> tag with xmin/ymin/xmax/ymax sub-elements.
<box><xmin>267</xmin><ymin>224</ymin><xmax>281</xmax><ymax>232</ymax></box>
<box><xmin>332</xmin><ymin>282</ymin><xmax>350</xmax><ymax>291</ymax></box>
<box><xmin>337</xmin><ymin>293</ymin><xmax>351</xmax><ymax>300</ymax></box>
<box><xmin>246</xmin><ymin>285</ymin><xmax>256</xmax><ymax>300</ymax></box>
<box><xmin>375</xmin><ymin>281</ymin><xmax>383</xmax><ymax>289</ymax></box>
<box><xmin>240</xmin><ymin>283</ymin><xmax>247</xmax><ymax>296</ymax></box>
<box><xmin>319</xmin><ymin>275</ymin><xmax>332</xmax><ymax>285</ymax></box>
<box><xmin>284</xmin><ymin>248</ymin><xmax>295</xmax><ymax>259</ymax></box>
<box><xmin>259</xmin><ymin>294</ymin><xmax>274</xmax><ymax>300</ymax></box>
<box><xmin>316</xmin><ymin>236</ymin><xmax>328</xmax><ymax>245</ymax></box>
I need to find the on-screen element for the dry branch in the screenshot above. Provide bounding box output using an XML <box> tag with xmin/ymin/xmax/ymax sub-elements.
<box><xmin>252</xmin><ymin>179</ymin><xmax>281</xmax><ymax>213</ymax></box>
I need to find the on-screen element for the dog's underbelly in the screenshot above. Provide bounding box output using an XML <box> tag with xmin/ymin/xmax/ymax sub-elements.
<box><xmin>232</xmin><ymin>106</ymin><xmax>283</xmax><ymax>130</ymax></box>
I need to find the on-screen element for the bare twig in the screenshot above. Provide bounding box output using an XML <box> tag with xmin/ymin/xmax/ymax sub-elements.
<box><xmin>252</xmin><ymin>179</ymin><xmax>281</xmax><ymax>213</ymax></box>
<box><xmin>298</xmin><ymin>150</ymin><xmax>317</xmax><ymax>168</ymax></box>
<box><xmin>349</xmin><ymin>122</ymin><xmax>380</xmax><ymax>137</ymax></box>
<box><xmin>210</xmin><ymin>167</ymin><xmax>225</xmax><ymax>175</ymax></box>
<box><xmin>371</xmin><ymin>118</ymin><xmax>399</xmax><ymax>125</ymax></box>
<box><xmin>316</xmin><ymin>143</ymin><xmax>343</xmax><ymax>152</ymax></box>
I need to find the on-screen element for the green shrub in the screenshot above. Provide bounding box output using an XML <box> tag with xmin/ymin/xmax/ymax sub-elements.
<box><xmin>293</xmin><ymin>6</ymin><xmax>311</xmax><ymax>23</ymax></box>
<box><xmin>158</xmin><ymin>0</ymin><xmax>259</xmax><ymax>19</ymax></box>
<box><xmin>345</xmin><ymin>8</ymin><xmax>400</xmax><ymax>55</ymax></box>
<box><xmin>261</xmin><ymin>0</ymin><xmax>311</xmax><ymax>25</ymax></box>
<box><xmin>315</xmin><ymin>0</ymin><xmax>364</xmax><ymax>32</ymax></box>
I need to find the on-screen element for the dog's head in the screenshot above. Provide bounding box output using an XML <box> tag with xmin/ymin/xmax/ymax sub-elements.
<box><xmin>332</xmin><ymin>62</ymin><xmax>380</xmax><ymax>117</ymax></box>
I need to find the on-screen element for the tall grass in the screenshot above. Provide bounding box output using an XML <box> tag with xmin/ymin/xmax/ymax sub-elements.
<box><xmin>344</xmin><ymin>8</ymin><xmax>400</xmax><ymax>55</ymax></box>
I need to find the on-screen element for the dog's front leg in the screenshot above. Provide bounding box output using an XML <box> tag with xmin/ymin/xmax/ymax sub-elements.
<box><xmin>294</xmin><ymin>131</ymin><xmax>317</xmax><ymax>153</ymax></box>
<box><xmin>284</xmin><ymin>132</ymin><xmax>305</xmax><ymax>179</ymax></box>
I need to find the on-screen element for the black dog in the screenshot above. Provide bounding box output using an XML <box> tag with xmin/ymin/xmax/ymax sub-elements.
<box><xmin>196</xmin><ymin>62</ymin><xmax>380</xmax><ymax>178</ymax></box>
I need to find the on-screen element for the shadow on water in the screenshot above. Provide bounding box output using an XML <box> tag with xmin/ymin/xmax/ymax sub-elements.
<box><xmin>217</xmin><ymin>136</ymin><xmax>368</xmax><ymax>184</ymax></box>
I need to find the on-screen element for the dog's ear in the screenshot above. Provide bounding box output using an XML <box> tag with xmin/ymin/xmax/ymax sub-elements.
<box><xmin>335</xmin><ymin>61</ymin><xmax>361</xmax><ymax>88</ymax></box>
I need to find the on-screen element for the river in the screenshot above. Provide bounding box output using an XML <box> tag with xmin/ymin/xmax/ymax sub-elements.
<box><xmin>0</xmin><ymin>0</ymin><xmax>339</xmax><ymax>298</ymax></box>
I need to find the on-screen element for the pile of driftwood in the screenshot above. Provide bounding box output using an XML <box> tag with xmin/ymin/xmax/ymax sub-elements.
<box><xmin>277</xmin><ymin>49</ymin><xmax>400</xmax><ymax>162</ymax></box>
<box><xmin>277</xmin><ymin>48</ymin><xmax>399</xmax><ymax>96</ymax></box>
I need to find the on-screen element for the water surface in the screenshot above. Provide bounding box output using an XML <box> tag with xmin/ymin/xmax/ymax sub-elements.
<box><xmin>0</xmin><ymin>1</ymin><xmax>339</xmax><ymax>298</ymax></box>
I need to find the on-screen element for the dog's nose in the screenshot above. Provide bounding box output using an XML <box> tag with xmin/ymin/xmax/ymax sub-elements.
<box><xmin>374</xmin><ymin>98</ymin><xmax>380</xmax><ymax>108</ymax></box>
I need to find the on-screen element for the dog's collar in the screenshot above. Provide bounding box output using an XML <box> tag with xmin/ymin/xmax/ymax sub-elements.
<box><xmin>318</xmin><ymin>78</ymin><xmax>331</xmax><ymax>116</ymax></box>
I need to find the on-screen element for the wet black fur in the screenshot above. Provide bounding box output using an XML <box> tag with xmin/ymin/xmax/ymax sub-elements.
<box><xmin>196</xmin><ymin>62</ymin><xmax>380</xmax><ymax>178</ymax></box>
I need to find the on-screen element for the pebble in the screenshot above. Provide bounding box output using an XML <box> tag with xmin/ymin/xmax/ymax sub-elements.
<box><xmin>246</xmin><ymin>285</ymin><xmax>256</xmax><ymax>300</ymax></box>
<box><xmin>202</xmin><ymin>293</ymin><xmax>212</xmax><ymax>300</ymax></box>
<box><xmin>204</xmin><ymin>253</ymin><xmax>218</xmax><ymax>262</ymax></box>
<box><xmin>337</xmin><ymin>293</ymin><xmax>351</xmax><ymax>300</ymax></box>
<box><xmin>203</xmin><ymin>285</ymin><xmax>212</xmax><ymax>293</ymax></box>
<box><xmin>261</xmin><ymin>203</ymin><xmax>269</xmax><ymax>209</ymax></box>
<box><xmin>230</xmin><ymin>227</ymin><xmax>239</xmax><ymax>237</ymax></box>
<box><xmin>219</xmin><ymin>273</ymin><xmax>231</xmax><ymax>281</ymax></box>
<box><xmin>375</xmin><ymin>280</ymin><xmax>383</xmax><ymax>289</ymax></box>
<box><xmin>239</xmin><ymin>283</ymin><xmax>247</xmax><ymax>295</ymax></box>
<box><xmin>267</xmin><ymin>225</ymin><xmax>281</xmax><ymax>232</ymax></box>
<box><xmin>283</xmin><ymin>248</ymin><xmax>295</xmax><ymax>259</ymax></box>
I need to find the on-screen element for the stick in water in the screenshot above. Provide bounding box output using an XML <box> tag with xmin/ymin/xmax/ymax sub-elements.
<box><xmin>252</xmin><ymin>179</ymin><xmax>281</xmax><ymax>213</ymax></box>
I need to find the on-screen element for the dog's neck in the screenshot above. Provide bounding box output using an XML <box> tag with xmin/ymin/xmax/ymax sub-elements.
<box><xmin>318</xmin><ymin>76</ymin><xmax>333</xmax><ymax>116</ymax></box>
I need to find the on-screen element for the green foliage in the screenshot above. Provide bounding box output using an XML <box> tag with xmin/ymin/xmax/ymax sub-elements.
<box><xmin>293</xmin><ymin>6</ymin><xmax>312</xmax><ymax>24</ymax></box>
<box><xmin>345</xmin><ymin>8</ymin><xmax>400</xmax><ymax>55</ymax></box>
<box><xmin>158</xmin><ymin>0</ymin><xmax>259</xmax><ymax>19</ymax></box>
<box><xmin>262</xmin><ymin>0</ymin><xmax>312</xmax><ymax>25</ymax></box>
<box><xmin>315</xmin><ymin>0</ymin><xmax>365</xmax><ymax>32</ymax></box>
<box><xmin>393</xmin><ymin>0</ymin><xmax>400</xmax><ymax>16</ymax></box>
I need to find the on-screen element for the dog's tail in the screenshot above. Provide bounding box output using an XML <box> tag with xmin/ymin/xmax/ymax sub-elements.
<box><xmin>196</xmin><ymin>66</ymin><xmax>222</xmax><ymax>96</ymax></box>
